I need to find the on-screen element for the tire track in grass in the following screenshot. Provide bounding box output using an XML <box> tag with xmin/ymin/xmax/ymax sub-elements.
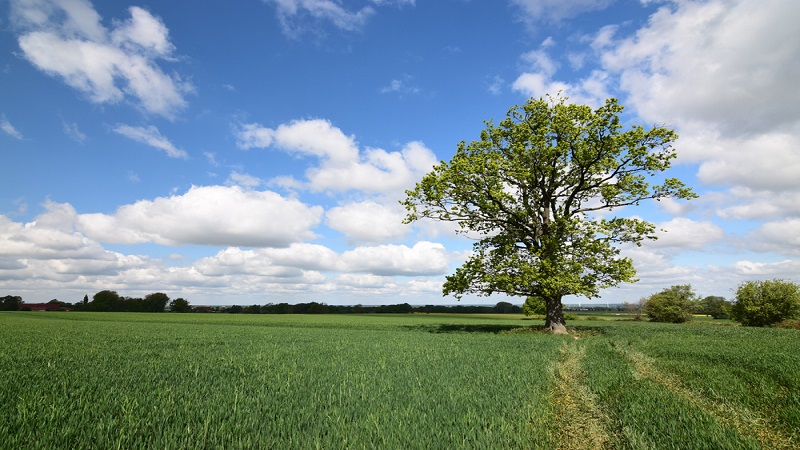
<box><xmin>615</xmin><ymin>344</ymin><xmax>796</xmax><ymax>450</ymax></box>
<box><xmin>546</xmin><ymin>341</ymin><xmax>611</xmax><ymax>450</ymax></box>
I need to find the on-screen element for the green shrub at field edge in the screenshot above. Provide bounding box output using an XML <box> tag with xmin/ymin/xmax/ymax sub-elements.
<box><xmin>730</xmin><ymin>279</ymin><xmax>800</xmax><ymax>327</ymax></box>
<box><xmin>644</xmin><ymin>284</ymin><xmax>697</xmax><ymax>323</ymax></box>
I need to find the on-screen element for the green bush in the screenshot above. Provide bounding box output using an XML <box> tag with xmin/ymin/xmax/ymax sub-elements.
<box><xmin>730</xmin><ymin>279</ymin><xmax>800</xmax><ymax>327</ymax></box>
<box><xmin>700</xmin><ymin>295</ymin><xmax>729</xmax><ymax>319</ymax></box>
<box><xmin>522</xmin><ymin>296</ymin><xmax>546</xmax><ymax>316</ymax></box>
<box><xmin>644</xmin><ymin>285</ymin><xmax>697</xmax><ymax>323</ymax></box>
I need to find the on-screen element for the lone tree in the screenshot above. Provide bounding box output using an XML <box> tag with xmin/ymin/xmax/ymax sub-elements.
<box><xmin>403</xmin><ymin>95</ymin><xmax>695</xmax><ymax>333</ymax></box>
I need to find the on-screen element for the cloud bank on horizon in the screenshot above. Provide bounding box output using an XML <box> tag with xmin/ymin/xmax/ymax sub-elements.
<box><xmin>1</xmin><ymin>0</ymin><xmax>798</xmax><ymax>305</ymax></box>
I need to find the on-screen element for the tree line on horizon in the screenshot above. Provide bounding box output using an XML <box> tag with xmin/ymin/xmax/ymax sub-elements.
<box><xmin>0</xmin><ymin>290</ymin><xmax>191</xmax><ymax>313</ymax></box>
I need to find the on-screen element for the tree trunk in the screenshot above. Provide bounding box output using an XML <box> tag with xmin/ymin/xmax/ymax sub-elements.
<box><xmin>544</xmin><ymin>296</ymin><xmax>568</xmax><ymax>334</ymax></box>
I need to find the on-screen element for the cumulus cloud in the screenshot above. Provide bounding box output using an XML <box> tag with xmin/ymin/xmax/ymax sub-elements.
<box><xmin>748</xmin><ymin>218</ymin><xmax>800</xmax><ymax>256</ymax></box>
<box><xmin>192</xmin><ymin>241</ymin><xmax>449</xmax><ymax>278</ymax></box>
<box><xmin>716</xmin><ymin>188</ymin><xmax>800</xmax><ymax>221</ymax></box>
<box><xmin>77</xmin><ymin>185</ymin><xmax>324</xmax><ymax>247</ymax></box>
<box><xmin>732</xmin><ymin>259</ymin><xmax>800</xmax><ymax>277</ymax></box>
<box><xmin>0</xmin><ymin>202</ymin><xmax>148</xmax><ymax>282</ymax></box>
<box><xmin>326</xmin><ymin>200</ymin><xmax>410</xmax><ymax>243</ymax></box>
<box><xmin>594</xmin><ymin>0</ymin><xmax>800</xmax><ymax>194</ymax></box>
<box><xmin>1</xmin><ymin>115</ymin><xmax>24</xmax><ymax>139</ymax></box>
<box><xmin>604</xmin><ymin>0</ymin><xmax>800</xmax><ymax>137</ymax></box>
<box><xmin>512</xmin><ymin>40</ymin><xmax>611</xmax><ymax>107</ymax></box>
<box><xmin>652</xmin><ymin>217</ymin><xmax>725</xmax><ymax>249</ymax></box>
<box><xmin>235</xmin><ymin>119</ymin><xmax>437</xmax><ymax>194</ymax></box>
<box><xmin>340</xmin><ymin>241</ymin><xmax>450</xmax><ymax>276</ymax></box>
<box><xmin>113</xmin><ymin>124</ymin><xmax>188</xmax><ymax>159</ymax></box>
<box><xmin>11</xmin><ymin>0</ymin><xmax>191</xmax><ymax>118</ymax></box>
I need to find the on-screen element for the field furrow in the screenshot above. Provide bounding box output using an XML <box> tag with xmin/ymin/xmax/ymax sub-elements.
<box><xmin>545</xmin><ymin>341</ymin><xmax>611</xmax><ymax>450</ymax></box>
<box><xmin>615</xmin><ymin>343</ymin><xmax>797</xmax><ymax>450</ymax></box>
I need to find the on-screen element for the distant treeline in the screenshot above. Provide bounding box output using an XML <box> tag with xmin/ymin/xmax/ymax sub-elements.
<box><xmin>1</xmin><ymin>291</ymin><xmax>190</xmax><ymax>313</ymax></box>
<box><xmin>2</xmin><ymin>292</ymin><xmax>628</xmax><ymax>314</ymax></box>
<box><xmin>217</xmin><ymin>301</ymin><xmax>523</xmax><ymax>315</ymax></box>
<box><xmin>2</xmin><ymin>293</ymin><xmax>523</xmax><ymax>314</ymax></box>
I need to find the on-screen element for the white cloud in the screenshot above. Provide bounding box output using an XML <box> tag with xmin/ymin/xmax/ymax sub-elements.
<box><xmin>62</xmin><ymin>120</ymin><xmax>86</xmax><ymax>143</ymax></box>
<box><xmin>604</xmin><ymin>0</ymin><xmax>800</xmax><ymax>137</ymax></box>
<box><xmin>225</xmin><ymin>171</ymin><xmax>263</xmax><ymax>189</ymax></box>
<box><xmin>0</xmin><ymin>202</ymin><xmax>148</xmax><ymax>282</ymax></box>
<box><xmin>110</xmin><ymin>6</ymin><xmax>175</xmax><ymax>56</ymax></box>
<box><xmin>510</xmin><ymin>0</ymin><xmax>614</xmax><ymax>23</ymax></box>
<box><xmin>381</xmin><ymin>76</ymin><xmax>420</xmax><ymax>96</ymax></box>
<box><xmin>680</xmin><ymin>128</ymin><xmax>800</xmax><ymax>192</ymax></box>
<box><xmin>651</xmin><ymin>217</ymin><xmax>725</xmax><ymax>249</ymax></box>
<box><xmin>1</xmin><ymin>115</ymin><xmax>24</xmax><ymax>139</ymax></box>
<box><xmin>593</xmin><ymin>0</ymin><xmax>800</xmax><ymax>193</ymax></box>
<box><xmin>732</xmin><ymin>259</ymin><xmax>800</xmax><ymax>277</ymax></box>
<box><xmin>113</xmin><ymin>124</ymin><xmax>188</xmax><ymax>159</ymax></box>
<box><xmin>11</xmin><ymin>1</ymin><xmax>190</xmax><ymax>118</ymax></box>
<box><xmin>77</xmin><ymin>185</ymin><xmax>324</xmax><ymax>247</ymax></box>
<box><xmin>341</xmin><ymin>241</ymin><xmax>450</xmax><ymax>276</ymax></box>
<box><xmin>748</xmin><ymin>219</ymin><xmax>800</xmax><ymax>256</ymax></box>
<box><xmin>716</xmin><ymin>188</ymin><xmax>800</xmax><ymax>221</ymax></box>
<box><xmin>512</xmin><ymin>42</ymin><xmax>611</xmax><ymax>107</ymax></box>
<box><xmin>197</xmin><ymin>241</ymin><xmax>451</xmax><ymax>277</ymax></box>
<box><xmin>326</xmin><ymin>200</ymin><xmax>410</xmax><ymax>243</ymax></box>
<box><xmin>235</xmin><ymin>119</ymin><xmax>437</xmax><ymax>194</ymax></box>
<box><xmin>263</xmin><ymin>0</ymin><xmax>375</xmax><ymax>37</ymax></box>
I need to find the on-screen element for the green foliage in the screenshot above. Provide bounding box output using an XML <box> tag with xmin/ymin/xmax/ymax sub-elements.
<box><xmin>644</xmin><ymin>285</ymin><xmax>697</xmax><ymax>323</ymax></box>
<box><xmin>169</xmin><ymin>298</ymin><xmax>192</xmax><ymax>313</ymax></box>
<box><xmin>522</xmin><ymin>296</ymin><xmax>547</xmax><ymax>316</ymax></box>
<box><xmin>0</xmin><ymin>295</ymin><xmax>22</xmax><ymax>311</ymax></box>
<box><xmin>142</xmin><ymin>292</ymin><xmax>170</xmax><ymax>312</ymax></box>
<box><xmin>730</xmin><ymin>279</ymin><xmax>800</xmax><ymax>327</ymax></box>
<box><xmin>492</xmin><ymin>301</ymin><xmax>521</xmax><ymax>313</ymax></box>
<box><xmin>403</xmin><ymin>94</ymin><xmax>695</xmax><ymax>329</ymax></box>
<box><xmin>88</xmin><ymin>290</ymin><xmax>122</xmax><ymax>311</ymax></box>
<box><xmin>700</xmin><ymin>295</ymin><xmax>729</xmax><ymax>319</ymax></box>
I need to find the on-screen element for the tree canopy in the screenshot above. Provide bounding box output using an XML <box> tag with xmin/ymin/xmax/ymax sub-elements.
<box><xmin>730</xmin><ymin>279</ymin><xmax>800</xmax><ymax>327</ymax></box>
<box><xmin>644</xmin><ymin>284</ymin><xmax>697</xmax><ymax>323</ymax></box>
<box><xmin>403</xmin><ymin>95</ymin><xmax>695</xmax><ymax>333</ymax></box>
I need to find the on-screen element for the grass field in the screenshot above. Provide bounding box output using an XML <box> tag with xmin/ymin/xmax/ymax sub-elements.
<box><xmin>1</xmin><ymin>312</ymin><xmax>798</xmax><ymax>449</ymax></box>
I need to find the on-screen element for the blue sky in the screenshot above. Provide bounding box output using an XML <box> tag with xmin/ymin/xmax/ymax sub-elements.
<box><xmin>1</xmin><ymin>0</ymin><xmax>798</xmax><ymax>306</ymax></box>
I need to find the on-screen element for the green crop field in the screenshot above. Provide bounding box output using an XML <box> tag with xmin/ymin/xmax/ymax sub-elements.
<box><xmin>1</xmin><ymin>312</ymin><xmax>798</xmax><ymax>449</ymax></box>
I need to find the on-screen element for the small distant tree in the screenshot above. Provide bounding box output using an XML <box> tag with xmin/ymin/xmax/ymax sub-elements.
<box><xmin>623</xmin><ymin>297</ymin><xmax>647</xmax><ymax>320</ymax></box>
<box><xmin>644</xmin><ymin>285</ymin><xmax>697</xmax><ymax>323</ymax></box>
<box><xmin>493</xmin><ymin>301</ymin><xmax>521</xmax><ymax>314</ymax></box>
<box><xmin>730</xmin><ymin>279</ymin><xmax>800</xmax><ymax>327</ymax></box>
<box><xmin>143</xmin><ymin>293</ymin><xmax>170</xmax><ymax>312</ymax></box>
<box><xmin>700</xmin><ymin>296</ymin><xmax>729</xmax><ymax>319</ymax></box>
<box><xmin>89</xmin><ymin>290</ymin><xmax>122</xmax><ymax>311</ymax></box>
<box><xmin>169</xmin><ymin>298</ymin><xmax>192</xmax><ymax>313</ymax></box>
<box><xmin>522</xmin><ymin>296</ymin><xmax>546</xmax><ymax>316</ymax></box>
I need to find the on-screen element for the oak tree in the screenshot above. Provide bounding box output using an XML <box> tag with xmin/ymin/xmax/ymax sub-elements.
<box><xmin>403</xmin><ymin>95</ymin><xmax>695</xmax><ymax>333</ymax></box>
